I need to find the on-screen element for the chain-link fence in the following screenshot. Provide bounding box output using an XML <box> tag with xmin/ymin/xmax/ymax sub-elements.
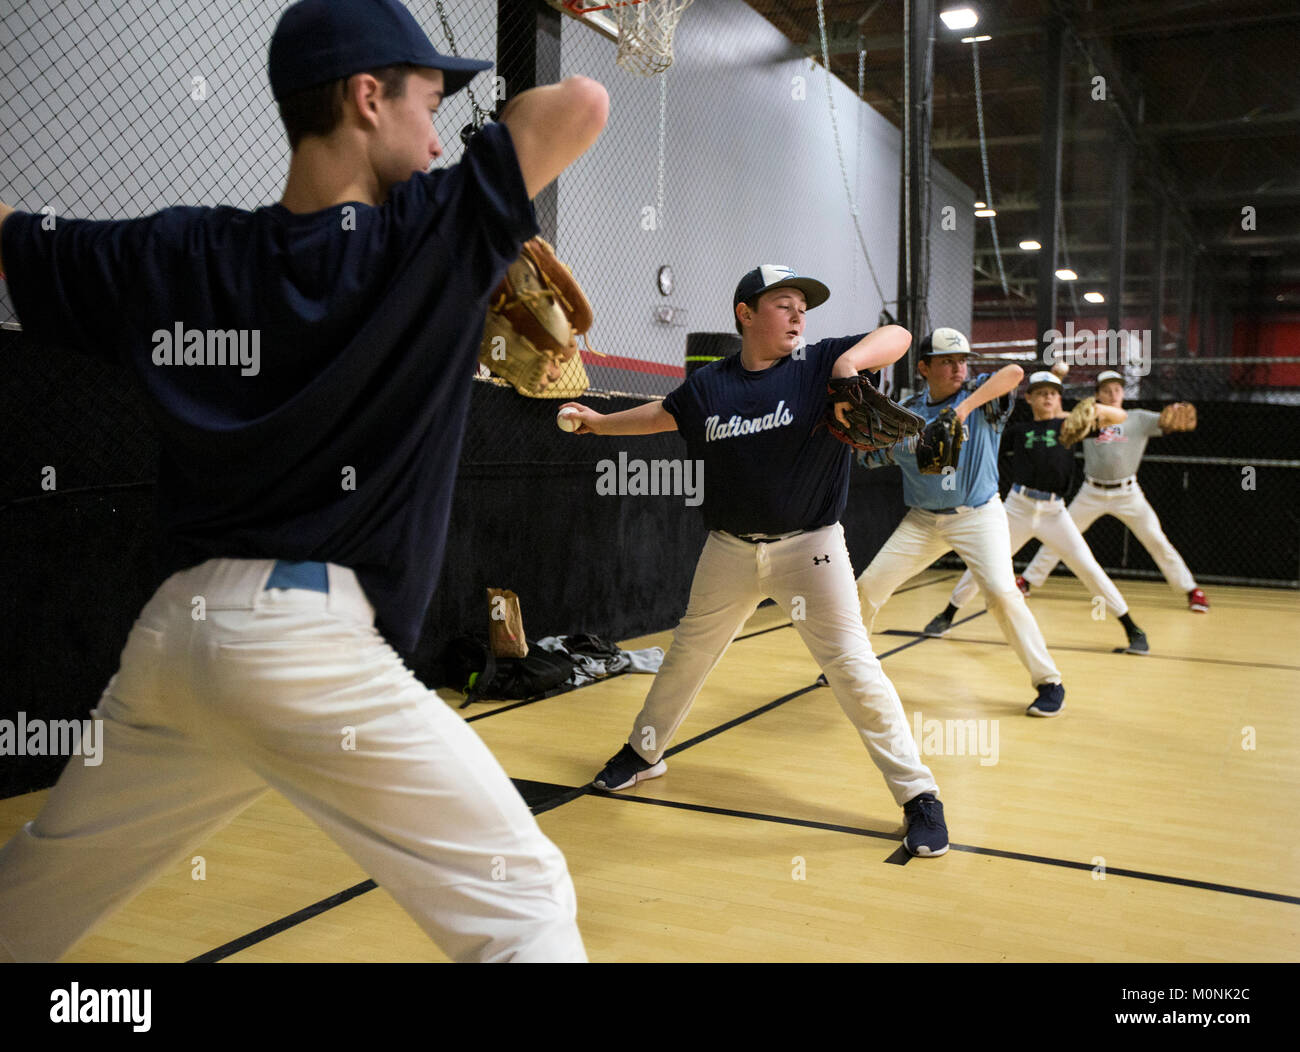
<box><xmin>1</xmin><ymin>0</ymin><xmax>975</xmax><ymax>481</ymax></box>
<box><xmin>3</xmin><ymin>1</ymin><xmax>1294</xmax><ymax>584</ymax></box>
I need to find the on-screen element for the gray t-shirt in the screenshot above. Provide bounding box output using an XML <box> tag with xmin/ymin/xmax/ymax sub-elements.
<box><xmin>1082</xmin><ymin>408</ymin><xmax>1163</xmax><ymax>480</ymax></box>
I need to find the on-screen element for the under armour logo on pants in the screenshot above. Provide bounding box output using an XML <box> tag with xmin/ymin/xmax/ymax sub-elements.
<box><xmin>813</xmin><ymin>555</ymin><xmax>830</xmax><ymax>565</ymax></box>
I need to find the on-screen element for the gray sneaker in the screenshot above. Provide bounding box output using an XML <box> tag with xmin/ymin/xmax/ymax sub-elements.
<box><xmin>922</xmin><ymin>612</ymin><xmax>953</xmax><ymax>638</ymax></box>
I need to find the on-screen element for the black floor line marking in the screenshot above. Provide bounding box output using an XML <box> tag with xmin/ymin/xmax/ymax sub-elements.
<box><xmin>188</xmin><ymin>779</ymin><xmax>587</xmax><ymax>960</ymax></box>
<box><xmin>663</xmin><ymin>683</ymin><xmax>826</xmax><ymax>758</ymax></box>
<box><xmin>589</xmin><ymin>788</ymin><xmax>903</xmax><ymax>843</ymax></box>
<box><xmin>732</xmin><ymin>621</ymin><xmax>797</xmax><ymax>642</ymax></box>
<box><xmin>464</xmin><ymin>668</ymin><xmax>631</xmax><ymax>723</ymax></box>
<box><xmin>881</xmin><ymin>630</ymin><xmax>1300</xmax><ymax>673</ymax></box>
<box><xmin>590</xmin><ymin>791</ymin><xmax>1300</xmax><ymax>906</ymax></box>
<box><xmin>884</xmin><ymin>845</ymin><xmax>913</xmax><ymax>866</ymax></box>
<box><xmin>188</xmin><ymin>880</ymin><xmax>377</xmax><ymax>963</ymax></box>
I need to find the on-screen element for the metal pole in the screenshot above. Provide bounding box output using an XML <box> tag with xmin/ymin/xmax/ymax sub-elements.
<box><xmin>1036</xmin><ymin>15</ymin><xmax>1066</xmax><ymax>363</ymax></box>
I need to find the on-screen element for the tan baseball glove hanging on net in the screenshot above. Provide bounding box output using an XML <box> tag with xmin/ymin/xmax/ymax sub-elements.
<box><xmin>479</xmin><ymin>237</ymin><xmax>594</xmax><ymax>398</ymax></box>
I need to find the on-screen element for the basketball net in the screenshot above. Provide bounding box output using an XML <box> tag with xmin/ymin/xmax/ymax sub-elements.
<box><xmin>564</xmin><ymin>0</ymin><xmax>693</xmax><ymax>76</ymax></box>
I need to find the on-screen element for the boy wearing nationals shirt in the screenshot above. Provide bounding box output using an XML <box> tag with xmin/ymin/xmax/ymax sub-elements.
<box><xmin>558</xmin><ymin>265</ymin><xmax>950</xmax><ymax>858</ymax></box>
<box><xmin>922</xmin><ymin>370</ymin><xmax>1150</xmax><ymax>655</ymax></box>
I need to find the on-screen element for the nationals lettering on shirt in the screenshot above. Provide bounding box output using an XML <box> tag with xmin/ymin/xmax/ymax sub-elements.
<box><xmin>662</xmin><ymin>334</ymin><xmax>868</xmax><ymax>535</ymax></box>
<box><xmin>704</xmin><ymin>401</ymin><xmax>795</xmax><ymax>442</ymax></box>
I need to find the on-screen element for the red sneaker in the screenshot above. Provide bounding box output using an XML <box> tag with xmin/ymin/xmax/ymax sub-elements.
<box><xmin>1188</xmin><ymin>588</ymin><xmax>1209</xmax><ymax>613</ymax></box>
<box><xmin>1015</xmin><ymin>575</ymin><xmax>1031</xmax><ymax>597</ymax></box>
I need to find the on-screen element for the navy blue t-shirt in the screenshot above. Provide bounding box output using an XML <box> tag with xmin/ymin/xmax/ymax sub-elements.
<box><xmin>662</xmin><ymin>335</ymin><xmax>867</xmax><ymax>535</ymax></box>
<box><xmin>2</xmin><ymin>122</ymin><xmax>538</xmax><ymax>653</ymax></box>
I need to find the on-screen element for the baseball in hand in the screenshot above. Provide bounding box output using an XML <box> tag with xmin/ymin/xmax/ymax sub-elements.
<box><xmin>556</xmin><ymin>407</ymin><xmax>582</xmax><ymax>432</ymax></box>
<box><xmin>1051</xmin><ymin>361</ymin><xmax>1070</xmax><ymax>379</ymax></box>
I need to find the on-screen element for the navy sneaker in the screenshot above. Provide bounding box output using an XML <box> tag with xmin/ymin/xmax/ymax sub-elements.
<box><xmin>902</xmin><ymin>792</ymin><xmax>949</xmax><ymax>857</ymax></box>
<box><xmin>593</xmin><ymin>743</ymin><xmax>666</xmax><ymax>791</ymax></box>
<box><xmin>922</xmin><ymin>612</ymin><xmax>953</xmax><ymax>638</ymax></box>
<box><xmin>1027</xmin><ymin>681</ymin><xmax>1065</xmax><ymax>717</ymax></box>
<box><xmin>1123</xmin><ymin>628</ymin><xmax>1149</xmax><ymax>655</ymax></box>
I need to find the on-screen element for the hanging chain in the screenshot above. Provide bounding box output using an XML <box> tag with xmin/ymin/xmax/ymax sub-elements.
<box><xmin>657</xmin><ymin>71</ymin><xmax>667</xmax><ymax>229</ymax></box>
<box><xmin>435</xmin><ymin>0</ymin><xmax>494</xmax><ymax>132</ymax></box>
<box><xmin>816</xmin><ymin>0</ymin><xmax>888</xmax><ymax>310</ymax></box>
<box><xmin>972</xmin><ymin>40</ymin><xmax>1008</xmax><ymax>297</ymax></box>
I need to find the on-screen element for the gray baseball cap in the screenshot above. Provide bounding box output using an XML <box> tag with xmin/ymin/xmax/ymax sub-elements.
<box><xmin>918</xmin><ymin>327</ymin><xmax>973</xmax><ymax>358</ymax></box>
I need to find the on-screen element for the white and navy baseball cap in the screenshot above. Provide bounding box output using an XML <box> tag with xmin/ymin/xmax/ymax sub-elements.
<box><xmin>1096</xmin><ymin>369</ymin><xmax>1124</xmax><ymax>388</ymax></box>
<box><xmin>269</xmin><ymin>0</ymin><xmax>493</xmax><ymax>102</ymax></box>
<box><xmin>918</xmin><ymin>327</ymin><xmax>973</xmax><ymax>359</ymax></box>
<box><xmin>1027</xmin><ymin>370</ymin><xmax>1063</xmax><ymax>392</ymax></box>
<box><xmin>733</xmin><ymin>265</ymin><xmax>830</xmax><ymax>311</ymax></box>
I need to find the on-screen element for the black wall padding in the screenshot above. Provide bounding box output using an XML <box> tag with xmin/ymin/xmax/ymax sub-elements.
<box><xmin>961</xmin><ymin>398</ymin><xmax>1300</xmax><ymax>585</ymax></box>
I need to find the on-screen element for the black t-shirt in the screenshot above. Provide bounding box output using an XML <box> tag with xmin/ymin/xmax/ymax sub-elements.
<box><xmin>2</xmin><ymin>122</ymin><xmax>539</xmax><ymax>653</ymax></box>
<box><xmin>1004</xmin><ymin>417</ymin><xmax>1074</xmax><ymax>496</ymax></box>
<box><xmin>662</xmin><ymin>335</ymin><xmax>867</xmax><ymax>535</ymax></box>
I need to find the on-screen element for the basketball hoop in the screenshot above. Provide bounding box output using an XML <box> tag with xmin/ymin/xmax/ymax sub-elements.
<box><xmin>561</xmin><ymin>0</ymin><xmax>693</xmax><ymax>76</ymax></box>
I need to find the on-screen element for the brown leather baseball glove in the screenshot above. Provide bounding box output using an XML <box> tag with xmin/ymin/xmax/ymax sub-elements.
<box><xmin>479</xmin><ymin>237</ymin><xmax>593</xmax><ymax>398</ymax></box>
<box><xmin>824</xmin><ymin>373</ymin><xmax>928</xmax><ymax>452</ymax></box>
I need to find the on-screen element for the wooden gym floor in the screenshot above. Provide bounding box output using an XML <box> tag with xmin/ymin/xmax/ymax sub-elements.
<box><xmin>2</xmin><ymin>570</ymin><xmax>1296</xmax><ymax>962</ymax></box>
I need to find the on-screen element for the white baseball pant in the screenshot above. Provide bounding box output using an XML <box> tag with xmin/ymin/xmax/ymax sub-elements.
<box><xmin>857</xmin><ymin>497</ymin><xmax>1061</xmax><ymax>687</ymax></box>
<box><xmin>627</xmin><ymin>524</ymin><xmax>938</xmax><ymax>807</ymax></box>
<box><xmin>0</xmin><ymin>559</ymin><xmax>586</xmax><ymax>963</ymax></box>
<box><xmin>1022</xmin><ymin>477</ymin><xmax>1196</xmax><ymax>594</ymax></box>
<box><xmin>948</xmin><ymin>489</ymin><xmax>1128</xmax><ymax>617</ymax></box>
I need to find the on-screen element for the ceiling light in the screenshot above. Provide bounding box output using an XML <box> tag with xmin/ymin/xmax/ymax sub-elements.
<box><xmin>939</xmin><ymin>8</ymin><xmax>979</xmax><ymax>31</ymax></box>
<box><xmin>974</xmin><ymin>208</ymin><xmax>997</xmax><ymax>217</ymax></box>
<box><xmin>973</xmin><ymin>200</ymin><xmax>986</xmax><ymax>208</ymax></box>
<box><xmin>961</xmin><ymin>35</ymin><xmax>992</xmax><ymax>42</ymax></box>
<box><xmin>1083</xmin><ymin>291</ymin><xmax>1105</xmax><ymax>304</ymax></box>
<box><xmin>1055</xmin><ymin>268</ymin><xmax>1078</xmax><ymax>281</ymax></box>
<box><xmin>1019</xmin><ymin>239</ymin><xmax>1042</xmax><ymax>251</ymax></box>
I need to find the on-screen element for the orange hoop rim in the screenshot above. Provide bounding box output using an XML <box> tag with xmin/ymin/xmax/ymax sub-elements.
<box><xmin>560</xmin><ymin>0</ymin><xmax>643</xmax><ymax>13</ymax></box>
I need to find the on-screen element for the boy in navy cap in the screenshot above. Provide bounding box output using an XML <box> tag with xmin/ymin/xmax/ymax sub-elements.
<box><xmin>0</xmin><ymin>0</ymin><xmax>607</xmax><ymax>962</ymax></box>
<box><xmin>558</xmin><ymin>266</ymin><xmax>950</xmax><ymax>859</ymax></box>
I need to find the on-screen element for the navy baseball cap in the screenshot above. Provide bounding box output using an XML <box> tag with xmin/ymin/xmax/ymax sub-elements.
<box><xmin>733</xmin><ymin>265</ymin><xmax>830</xmax><ymax>311</ymax></box>
<box><xmin>918</xmin><ymin>327</ymin><xmax>973</xmax><ymax>359</ymax></box>
<box><xmin>268</xmin><ymin>0</ymin><xmax>493</xmax><ymax>102</ymax></box>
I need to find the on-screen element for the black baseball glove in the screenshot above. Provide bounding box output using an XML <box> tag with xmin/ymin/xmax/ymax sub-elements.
<box><xmin>824</xmin><ymin>373</ymin><xmax>927</xmax><ymax>452</ymax></box>
<box><xmin>915</xmin><ymin>408</ymin><xmax>967</xmax><ymax>474</ymax></box>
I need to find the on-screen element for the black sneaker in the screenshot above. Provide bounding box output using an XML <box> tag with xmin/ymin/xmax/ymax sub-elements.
<box><xmin>592</xmin><ymin>743</ymin><xmax>666</xmax><ymax>791</ymax></box>
<box><xmin>1123</xmin><ymin>629</ymin><xmax>1149</xmax><ymax>655</ymax></box>
<box><xmin>922</xmin><ymin>612</ymin><xmax>953</xmax><ymax>638</ymax></box>
<box><xmin>1027</xmin><ymin>681</ymin><xmax>1065</xmax><ymax>717</ymax></box>
<box><xmin>902</xmin><ymin>793</ymin><xmax>949</xmax><ymax>857</ymax></box>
